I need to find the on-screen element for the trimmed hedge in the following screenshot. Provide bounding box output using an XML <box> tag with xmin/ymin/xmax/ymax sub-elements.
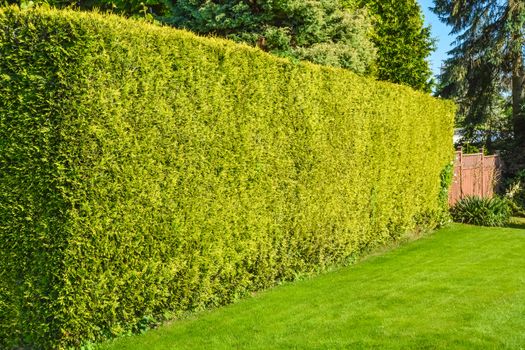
<box><xmin>0</xmin><ymin>6</ymin><xmax>455</xmax><ymax>349</ymax></box>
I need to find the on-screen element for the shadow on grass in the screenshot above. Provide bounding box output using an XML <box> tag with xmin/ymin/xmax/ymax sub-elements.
<box><xmin>507</xmin><ymin>223</ymin><xmax>525</xmax><ymax>230</ymax></box>
<box><xmin>507</xmin><ymin>217</ymin><xmax>525</xmax><ymax>230</ymax></box>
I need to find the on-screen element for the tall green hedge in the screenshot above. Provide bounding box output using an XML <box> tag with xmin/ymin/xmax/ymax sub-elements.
<box><xmin>0</xmin><ymin>6</ymin><xmax>455</xmax><ymax>349</ymax></box>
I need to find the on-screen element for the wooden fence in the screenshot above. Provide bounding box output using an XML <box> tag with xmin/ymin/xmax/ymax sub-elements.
<box><xmin>448</xmin><ymin>149</ymin><xmax>502</xmax><ymax>205</ymax></box>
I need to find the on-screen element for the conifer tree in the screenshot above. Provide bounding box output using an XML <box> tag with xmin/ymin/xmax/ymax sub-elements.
<box><xmin>350</xmin><ymin>0</ymin><xmax>434</xmax><ymax>91</ymax></box>
<box><xmin>433</xmin><ymin>0</ymin><xmax>525</xmax><ymax>145</ymax></box>
<box><xmin>162</xmin><ymin>0</ymin><xmax>377</xmax><ymax>74</ymax></box>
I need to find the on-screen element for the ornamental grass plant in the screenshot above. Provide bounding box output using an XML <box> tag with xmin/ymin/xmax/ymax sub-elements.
<box><xmin>451</xmin><ymin>196</ymin><xmax>511</xmax><ymax>227</ymax></box>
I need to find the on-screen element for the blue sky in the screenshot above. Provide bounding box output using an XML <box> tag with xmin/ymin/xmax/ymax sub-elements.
<box><xmin>417</xmin><ymin>0</ymin><xmax>454</xmax><ymax>78</ymax></box>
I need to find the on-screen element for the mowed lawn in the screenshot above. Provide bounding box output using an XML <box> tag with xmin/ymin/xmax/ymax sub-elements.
<box><xmin>99</xmin><ymin>222</ymin><xmax>525</xmax><ymax>350</ymax></box>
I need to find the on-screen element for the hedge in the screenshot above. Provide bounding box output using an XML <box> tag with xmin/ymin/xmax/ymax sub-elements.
<box><xmin>0</xmin><ymin>6</ymin><xmax>455</xmax><ymax>349</ymax></box>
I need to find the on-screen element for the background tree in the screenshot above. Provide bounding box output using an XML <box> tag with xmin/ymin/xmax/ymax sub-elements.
<box><xmin>162</xmin><ymin>0</ymin><xmax>377</xmax><ymax>74</ymax></box>
<box><xmin>433</xmin><ymin>0</ymin><xmax>525</xmax><ymax>152</ymax></box>
<box><xmin>346</xmin><ymin>0</ymin><xmax>434</xmax><ymax>91</ymax></box>
<box><xmin>436</xmin><ymin>58</ymin><xmax>512</xmax><ymax>152</ymax></box>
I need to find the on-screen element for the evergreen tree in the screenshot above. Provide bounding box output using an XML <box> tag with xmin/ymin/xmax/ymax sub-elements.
<box><xmin>433</xmin><ymin>0</ymin><xmax>525</xmax><ymax>145</ymax></box>
<box><xmin>350</xmin><ymin>0</ymin><xmax>434</xmax><ymax>91</ymax></box>
<box><xmin>162</xmin><ymin>0</ymin><xmax>377</xmax><ymax>74</ymax></box>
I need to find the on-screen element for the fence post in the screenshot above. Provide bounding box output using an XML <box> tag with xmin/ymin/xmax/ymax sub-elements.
<box><xmin>459</xmin><ymin>148</ymin><xmax>463</xmax><ymax>198</ymax></box>
<box><xmin>480</xmin><ymin>152</ymin><xmax>484</xmax><ymax>197</ymax></box>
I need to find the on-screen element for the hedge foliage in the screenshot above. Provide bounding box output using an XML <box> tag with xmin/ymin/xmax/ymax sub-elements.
<box><xmin>0</xmin><ymin>7</ymin><xmax>455</xmax><ymax>349</ymax></box>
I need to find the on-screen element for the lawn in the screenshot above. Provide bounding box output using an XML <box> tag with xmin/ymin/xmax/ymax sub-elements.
<box><xmin>98</xmin><ymin>222</ymin><xmax>525</xmax><ymax>350</ymax></box>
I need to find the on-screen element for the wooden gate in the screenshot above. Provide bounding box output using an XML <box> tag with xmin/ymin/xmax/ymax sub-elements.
<box><xmin>448</xmin><ymin>149</ymin><xmax>502</xmax><ymax>205</ymax></box>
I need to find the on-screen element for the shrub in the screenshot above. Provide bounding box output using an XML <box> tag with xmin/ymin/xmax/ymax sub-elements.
<box><xmin>0</xmin><ymin>6</ymin><xmax>455</xmax><ymax>348</ymax></box>
<box><xmin>451</xmin><ymin>196</ymin><xmax>511</xmax><ymax>227</ymax></box>
<box><xmin>504</xmin><ymin>170</ymin><xmax>525</xmax><ymax>217</ymax></box>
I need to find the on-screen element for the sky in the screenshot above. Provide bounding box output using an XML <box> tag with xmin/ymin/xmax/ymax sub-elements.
<box><xmin>417</xmin><ymin>0</ymin><xmax>454</xmax><ymax>78</ymax></box>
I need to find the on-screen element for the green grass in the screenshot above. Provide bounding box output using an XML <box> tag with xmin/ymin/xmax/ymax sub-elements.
<box><xmin>98</xmin><ymin>223</ymin><xmax>525</xmax><ymax>349</ymax></box>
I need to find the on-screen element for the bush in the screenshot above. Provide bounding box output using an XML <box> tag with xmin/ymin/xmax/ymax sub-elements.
<box><xmin>451</xmin><ymin>196</ymin><xmax>511</xmax><ymax>227</ymax></box>
<box><xmin>0</xmin><ymin>6</ymin><xmax>455</xmax><ymax>348</ymax></box>
<box><xmin>504</xmin><ymin>170</ymin><xmax>525</xmax><ymax>217</ymax></box>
